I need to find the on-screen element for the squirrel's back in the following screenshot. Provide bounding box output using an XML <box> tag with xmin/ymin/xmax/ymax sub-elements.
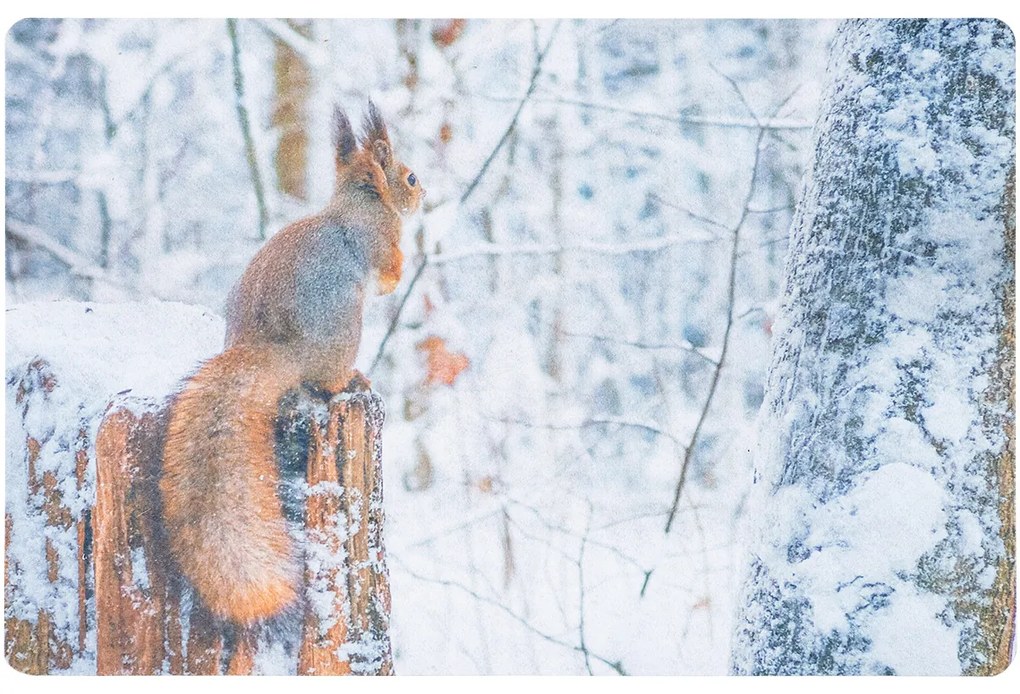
<box><xmin>224</xmin><ymin>212</ymin><xmax>369</xmax><ymax>355</ymax></box>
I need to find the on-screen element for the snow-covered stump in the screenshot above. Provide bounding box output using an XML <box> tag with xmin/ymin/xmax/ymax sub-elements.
<box><xmin>298</xmin><ymin>393</ymin><xmax>393</xmax><ymax>675</ymax></box>
<box><xmin>5</xmin><ymin>358</ymin><xmax>90</xmax><ymax>674</ymax></box>
<box><xmin>731</xmin><ymin>19</ymin><xmax>1014</xmax><ymax>675</ymax></box>
<box><xmin>89</xmin><ymin>391</ymin><xmax>392</xmax><ymax>675</ymax></box>
<box><xmin>5</xmin><ymin>304</ymin><xmax>394</xmax><ymax>675</ymax></box>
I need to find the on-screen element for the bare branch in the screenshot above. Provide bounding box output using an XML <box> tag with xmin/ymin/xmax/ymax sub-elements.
<box><xmin>710</xmin><ymin>64</ymin><xmax>762</xmax><ymax>127</ymax></box>
<box><xmin>649</xmin><ymin>194</ymin><xmax>731</xmax><ymax>234</ymax></box>
<box><xmin>664</xmin><ymin>100</ymin><xmax>770</xmax><ymax>536</ymax></box>
<box><xmin>576</xmin><ymin>503</ymin><xmax>594</xmax><ymax>675</ymax></box>
<box><xmin>6</xmin><ymin>170</ymin><xmax>79</xmax><ymax>184</ymax></box>
<box><xmin>471</xmin><ymin>93</ymin><xmax>814</xmax><ymax>131</ymax></box>
<box><xmin>460</xmin><ymin>21</ymin><xmax>562</xmax><ymax>205</ymax></box>
<box><xmin>495</xmin><ymin>415</ymin><xmax>688</xmax><ymax>453</ymax></box>
<box><xmin>564</xmin><ymin>330</ymin><xmax>719</xmax><ymax>367</ymax></box>
<box><xmin>368</xmin><ymin>254</ymin><xmax>429</xmax><ymax>375</ymax></box>
<box><xmin>254</xmin><ymin>18</ymin><xmax>327</xmax><ymax>67</ymax></box>
<box><xmin>392</xmin><ymin>558</ymin><xmax>627</xmax><ymax>675</ymax></box>
<box><xmin>426</xmin><ymin>230</ymin><xmax>719</xmax><ymax>264</ymax></box>
<box><xmin>664</xmin><ymin>82</ymin><xmax>802</xmax><ymax>535</ymax></box>
<box><xmin>747</xmin><ymin>204</ymin><xmax>795</xmax><ymax>215</ymax></box>
<box><xmin>226</xmin><ymin>18</ymin><xmax>269</xmax><ymax>240</ymax></box>
<box><xmin>403</xmin><ymin>509</ymin><xmax>502</xmax><ymax>550</ymax></box>
<box><xmin>6</xmin><ymin>219</ymin><xmax>104</xmax><ymax>279</ymax></box>
<box><xmin>503</xmin><ymin>497</ymin><xmax>649</xmax><ymax>576</ymax></box>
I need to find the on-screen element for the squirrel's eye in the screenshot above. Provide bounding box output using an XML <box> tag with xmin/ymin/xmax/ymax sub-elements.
<box><xmin>407</xmin><ymin>172</ymin><xmax>417</xmax><ymax>187</ymax></box>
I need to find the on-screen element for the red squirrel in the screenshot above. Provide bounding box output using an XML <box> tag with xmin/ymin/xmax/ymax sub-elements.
<box><xmin>160</xmin><ymin>103</ymin><xmax>423</xmax><ymax>624</ymax></box>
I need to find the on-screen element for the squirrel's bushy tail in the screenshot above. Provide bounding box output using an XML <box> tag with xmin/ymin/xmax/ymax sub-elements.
<box><xmin>161</xmin><ymin>345</ymin><xmax>303</xmax><ymax>624</ymax></box>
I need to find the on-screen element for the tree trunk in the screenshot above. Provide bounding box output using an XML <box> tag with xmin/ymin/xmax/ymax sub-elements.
<box><xmin>5</xmin><ymin>360</ymin><xmax>393</xmax><ymax>675</ymax></box>
<box><xmin>731</xmin><ymin>19</ymin><xmax>1014</xmax><ymax>675</ymax></box>
<box><xmin>272</xmin><ymin>19</ymin><xmax>313</xmax><ymax>202</ymax></box>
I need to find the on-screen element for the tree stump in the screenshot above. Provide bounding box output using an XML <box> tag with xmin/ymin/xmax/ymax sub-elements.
<box><xmin>5</xmin><ymin>363</ymin><xmax>393</xmax><ymax>676</ymax></box>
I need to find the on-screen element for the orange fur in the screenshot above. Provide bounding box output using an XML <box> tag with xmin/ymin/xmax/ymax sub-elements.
<box><xmin>160</xmin><ymin>103</ymin><xmax>421</xmax><ymax>624</ymax></box>
<box><xmin>161</xmin><ymin>346</ymin><xmax>302</xmax><ymax>623</ymax></box>
<box><xmin>359</xmin><ymin>101</ymin><xmax>425</xmax><ymax>293</ymax></box>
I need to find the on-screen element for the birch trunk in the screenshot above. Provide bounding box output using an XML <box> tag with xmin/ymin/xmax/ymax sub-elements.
<box><xmin>731</xmin><ymin>19</ymin><xmax>1014</xmax><ymax>676</ymax></box>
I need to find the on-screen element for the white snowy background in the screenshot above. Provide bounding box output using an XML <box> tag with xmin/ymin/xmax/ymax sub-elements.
<box><xmin>11</xmin><ymin>18</ymin><xmax>981</xmax><ymax>675</ymax></box>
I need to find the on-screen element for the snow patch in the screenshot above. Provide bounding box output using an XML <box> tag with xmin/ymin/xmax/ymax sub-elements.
<box><xmin>867</xmin><ymin>589</ymin><xmax>962</xmax><ymax>675</ymax></box>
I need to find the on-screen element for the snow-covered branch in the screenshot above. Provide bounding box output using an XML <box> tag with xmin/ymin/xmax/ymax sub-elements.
<box><xmin>474</xmin><ymin>93</ymin><xmax>814</xmax><ymax>131</ymax></box>
<box><xmin>254</xmin><ymin>18</ymin><xmax>327</xmax><ymax>68</ymax></box>
<box><xmin>425</xmin><ymin>232</ymin><xmax>720</xmax><ymax>264</ymax></box>
<box><xmin>6</xmin><ymin>219</ymin><xmax>105</xmax><ymax>279</ymax></box>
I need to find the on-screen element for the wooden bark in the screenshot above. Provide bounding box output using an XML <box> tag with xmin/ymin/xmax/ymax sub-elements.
<box><xmin>298</xmin><ymin>393</ymin><xmax>392</xmax><ymax>675</ymax></box>
<box><xmin>5</xmin><ymin>383</ymin><xmax>393</xmax><ymax>675</ymax></box>
<box><xmin>272</xmin><ymin>19</ymin><xmax>312</xmax><ymax>201</ymax></box>
<box><xmin>4</xmin><ymin>359</ymin><xmax>81</xmax><ymax>674</ymax></box>
<box><xmin>94</xmin><ymin>405</ymin><xmax>168</xmax><ymax>674</ymax></box>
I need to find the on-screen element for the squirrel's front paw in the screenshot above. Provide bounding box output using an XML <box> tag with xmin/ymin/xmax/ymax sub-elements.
<box><xmin>345</xmin><ymin>370</ymin><xmax>372</xmax><ymax>393</ymax></box>
<box><xmin>376</xmin><ymin>271</ymin><xmax>401</xmax><ymax>295</ymax></box>
<box><xmin>375</xmin><ymin>245</ymin><xmax>403</xmax><ymax>295</ymax></box>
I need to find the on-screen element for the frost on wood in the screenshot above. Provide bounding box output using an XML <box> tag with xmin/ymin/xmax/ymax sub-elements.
<box><xmin>5</xmin><ymin>302</ymin><xmax>221</xmax><ymax>674</ymax></box>
<box><xmin>5</xmin><ymin>302</ymin><xmax>393</xmax><ymax>674</ymax></box>
<box><xmin>297</xmin><ymin>392</ymin><xmax>393</xmax><ymax>675</ymax></box>
<box><xmin>731</xmin><ymin>20</ymin><xmax>1015</xmax><ymax>675</ymax></box>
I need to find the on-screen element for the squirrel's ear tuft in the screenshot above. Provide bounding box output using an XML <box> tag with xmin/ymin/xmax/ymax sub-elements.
<box><xmin>333</xmin><ymin>104</ymin><xmax>357</xmax><ymax>165</ymax></box>
<box><xmin>371</xmin><ymin>139</ymin><xmax>392</xmax><ymax>170</ymax></box>
<box><xmin>361</xmin><ymin>100</ymin><xmax>390</xmax><ymax>149</ymax></box>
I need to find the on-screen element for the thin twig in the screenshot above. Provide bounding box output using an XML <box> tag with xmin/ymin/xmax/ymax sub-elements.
<box><xmin>470</xmin><ymin>93</ymin><xmax>814</xmax><ymax>131</ymax></box>
<box><xmin>393</xmin><ymin>558</ymin><xmax>627</xmax><ymax>675</ymax></box>
<box><xmin>576</xmin><ymin>503</ymin><xmax>594</xmax><ymax>675</ymax></box>
<box><xmin>495</xmin><ymin>415</ymin><xmax>688</xmax><ymax>452</ymax></box>
<box><xmin>402</xmin><ymin>509</ymin><xmax>502</xmax><ymax>550</ymax></box>
<box><xmin>460</xmin><ymin>21</ymin><xmax>562</xmax><ymax>205</ymax></box>
<box><xmin>501</xmin><ymin>497</ymin><xmax>649</xmax><ymax>576</ymax></box>
<box><xmin>663</xmin><ymin>79</ymin><xmax>800</xmax><ymax>535</ymax></box>
<box><xmin>368</xmin><ymin>254</ymin><xmax>428</xmax><ymax>375</ymax></box>
<box><xmin>563</xmin><ymin>330</ymin><xmax>719</xmax><ymax>367</ymax></box>
<box><xmin>649</xmin><ymin>194</ymin><xmax>731</xmax><ymax>234</ymax></box>
<box><xmin>226</xmin><ymin>18</ymin><xmax>269</xmax><ymax>240</ymax></box>
<box><xmin>747</xmin><ymin>204</ymin><xmax>795</xmax><ymax>214</ymax></box>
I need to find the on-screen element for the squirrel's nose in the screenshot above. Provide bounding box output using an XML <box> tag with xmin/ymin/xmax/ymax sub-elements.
<box><xmin>421</xmin><ymin>187</ymin><xmax>427</xmax><ymax>199</ymax></box>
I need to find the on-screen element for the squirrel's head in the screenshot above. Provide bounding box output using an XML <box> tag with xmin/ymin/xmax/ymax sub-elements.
<box><xmin>360</xmin><ymin>101</ymin><xmax>425</xmax><ymax>216</ymax></box>
<box><xmin>332</xmin><ymin>105</ymin><xmax>389</xmax><ymax>204</ymax></box>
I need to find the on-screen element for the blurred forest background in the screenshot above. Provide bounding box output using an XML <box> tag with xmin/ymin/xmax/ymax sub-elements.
<box><xmin>5</xmin><ymin>18</ymin><xmax>839</xmax><ymax>673</ymax></box>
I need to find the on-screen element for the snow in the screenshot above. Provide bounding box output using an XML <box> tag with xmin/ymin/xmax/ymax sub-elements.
<box><xmin>732</xmin><ymin>18</ymin><xmax>1014</xmax><ymax>676</ymax></box>
<box><xmin>6</xmin><ymin>301</ymin><xmax>223</xmax><ymax>408</ymax></box>
<box><xmin>866</xmin><ymin>588</ymin><xmax>962</xmax><ymax>675</ymax></box>
<box><xmin>9</xmin><ymin>17</ymin><xmax>1009</xmax><ymax>678</ymax></box>
<box><xmin>771</xmin><ymin>464</ymin><xmax>951</xmax><ymax>642</ymax></box>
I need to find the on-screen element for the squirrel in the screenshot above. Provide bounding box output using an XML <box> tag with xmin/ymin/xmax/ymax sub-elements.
<box><xmin>159</xmin><ymin>103</ymin><xmax>423</xmax><ymax>625</ymax></box>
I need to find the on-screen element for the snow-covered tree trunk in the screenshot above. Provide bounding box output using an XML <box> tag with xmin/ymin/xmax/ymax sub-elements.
<box><xmin>731</xmin><ymin>19</ymin><xmax>1014</xmax><ymax>676</ymax></box>
<box><xmin>5</xmin><ymin>304</ymin><xmax>394</xmax><ymax>674</ymax></box>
